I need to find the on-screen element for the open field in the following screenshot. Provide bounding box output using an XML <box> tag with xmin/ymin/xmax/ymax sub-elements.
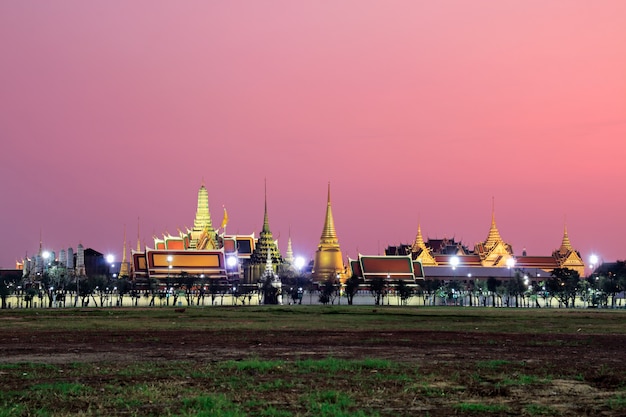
<box><xmin>1</xmin><ymin>306</ymin><xmax>625</xmax><ymax>416</ymax></box>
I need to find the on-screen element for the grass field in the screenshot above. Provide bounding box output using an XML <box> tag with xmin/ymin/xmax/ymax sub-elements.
<box><xmin>1</xmin><ymin>306</ymin><xmax>625</xmax><ymax>416</ymax></box>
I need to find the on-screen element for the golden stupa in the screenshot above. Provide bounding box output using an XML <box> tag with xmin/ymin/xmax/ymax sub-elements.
<box><xmin>311</xmin><ymin>183</ymin><xmax>346</xmax><ymax>283</ymax></box>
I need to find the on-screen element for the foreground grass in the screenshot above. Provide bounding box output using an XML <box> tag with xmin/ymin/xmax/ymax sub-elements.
<box><xmin>1</xmin><ymin>305</ymin><xmax>625</xmax><ymax>334</ymax></box>
<box><xmin>1</xmin><ymin>307</ymin><xmax>625</xmax><ymax>415</ymax></box>
<box><xmin>0</xmin><ymin>357</ymin><xmax>624</xmax><ymax>416</ymax></box>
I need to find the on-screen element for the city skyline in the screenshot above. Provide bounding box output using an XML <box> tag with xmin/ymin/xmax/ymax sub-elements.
<box><xmin>1</xmin><ymin>1</ymin><xmax>625</xmax><ymax>268</ymax></box>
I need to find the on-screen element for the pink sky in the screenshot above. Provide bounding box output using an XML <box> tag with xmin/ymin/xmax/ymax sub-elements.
<box><xmin>1</xmin><ymin>1</ymin><xmax>625</xmax><ymax>269</ymax></box>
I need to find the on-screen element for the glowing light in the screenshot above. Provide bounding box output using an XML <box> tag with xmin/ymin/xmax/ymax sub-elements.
<box><xmin>450</xmin><ymin>256</ymin><xmax>459</xmax><ymax>269</ymax></box>
<box><xmin>227</xmin><ymin>256</ymin><xmax>238</xmax><ymax>268</ymax></box>
<box><xmin>106</xmin><ymin>254</ymin><xmax>114</xmax><ymax>264</ymax></box>
<box><xmin>506</xmin><ymin>257</ymin><xmax>516</xmax><ymax>269</ymax></box>
<box><xmin>294</xmin><ymin>256</ymin><xmax>306</xmax><ymax>271</ymax></box>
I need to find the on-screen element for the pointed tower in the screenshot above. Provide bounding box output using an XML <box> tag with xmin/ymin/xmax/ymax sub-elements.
<box><xmin>557</xmin><ymin>224</ymin><xmax>573</xmax><ymax>255</ymax></box>
<box><xmin>483</xmin><ymin>198</ymin><xmax>504</xmax><ymax>251</ymax></box>
<box><xmin>136</xmin><ymin>217</ymin><xmax>142</xmax><ymax>252</ymax></box>
<box><xmin>249</xmin><ymin>180</ymin><xmax>282</xmax><ymax>263</ymax></box>
<box><xmin>474</xmin><ymin>198</ymin><xmax>513</xmax><ymax>266</ymax></box>
<box><xmin>190</xmin><ymin>183</ymin><xmax>217</xmax><ymax>249</ymax></box>
<box><xmin>411</xmin><ymin>224</ymin><xmax>437</xmax><ymax>266</ymax></box>
<box><xmin>552</xmin><ymin>222</ymin><xmax>585</xmax><ymax>276</ymax></box>
<box><xmin>245</xmin><ymin>180</ymin><xmax>283</xmax><ymax>282</ymax></box>
<box><xmin>284</xmin><ymin>235</ymin><xmax>295</xmax><ymax>266</ymax></box>
<box><xmin>119</xmin><ymin>226</ymin><xmax>130</xmax><ymax>279</ymax></box>
<box><xmin>312</xmin><ymin>183</ymin><xmax>345</xmax><ymax>283</ymax></box>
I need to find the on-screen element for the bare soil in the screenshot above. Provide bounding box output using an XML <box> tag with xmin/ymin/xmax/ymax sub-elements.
<box><xmin>2</xmin><ymin>327</ymin><xmax>625</xmax><ymax>416</ymax></box>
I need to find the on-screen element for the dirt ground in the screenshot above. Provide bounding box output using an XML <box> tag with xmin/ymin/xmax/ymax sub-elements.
<box><xmin>2</xmin><ymin>327</ymin><xmax>625</xmax><ymax>416</ymax></box>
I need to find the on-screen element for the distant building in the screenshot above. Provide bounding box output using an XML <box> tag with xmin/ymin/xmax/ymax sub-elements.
<box><xmin>384</xmin><ymin>208</ymin><xmax>585</xmax><ymax>280</ymax></box>
<box><xmin>130</xmin><ymin>182</ymin><xmax>296</xmax><ymax>286</ymax></box>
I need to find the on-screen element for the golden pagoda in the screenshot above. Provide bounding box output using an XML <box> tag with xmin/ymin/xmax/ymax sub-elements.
<box><xmin>474</xmin><ymin>200</ymin><xmax>513</xmax><ymax>267</ymax></box>
<box><xmin>312</xmin><ymin>183</ymin><xmax>346</xmax><ymax>283</ymax></box>
<box><xmin>190</xmin><ymin>182</ymin><xmax>217</xmax><ymax>249</ymax></box>
<box><xmin>118</xmin><ymin>225</ymin><xmax>130</xmax><ymax>278</ymax></box>
<box><xmin>552</xmin><ymin>224</ymin><xmax>585</xmax><ymax>276</ymax></box>
<box><xmin>410</xmin><ymin>224</ymin><xmax>438</xmax><ymax>266</ymax></box>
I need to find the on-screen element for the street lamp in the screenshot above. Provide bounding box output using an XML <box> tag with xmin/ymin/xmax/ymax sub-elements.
<box><xmin>450</xmin><ymin>256</ymin><xmax>459</xmax><ymax>280</ymax></box>
<box><xmin>294</xmin><ymin>257</ymin><xmax>305</xmax><ymax>271</ymax></box>
<box><xmin>589</xmin><ymin>254</ymin><xmax>598</xmax><ymax>276</ymax></box>
<box><xmin>336</xmin><ymin>272</ymin><xmax>341</xmax><ymax>305</ymax></box>
<box><xmin>42</xmin><ymin>251</ymin><xmax>50</xmax><ymax>276</ymax></box>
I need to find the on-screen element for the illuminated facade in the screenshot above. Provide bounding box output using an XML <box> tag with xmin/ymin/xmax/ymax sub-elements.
<box><xmin>386</xmin><ymin>209</ymin><xmax>586</xmax><ymax>279</ymax></box>
<box><xmin>132</xmin><ymin>183</ymin><xmax>256</xmax><ymax>284</ymax></box>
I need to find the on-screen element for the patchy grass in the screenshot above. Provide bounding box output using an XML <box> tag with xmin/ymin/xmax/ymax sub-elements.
<box><xmin>1</xmin><ymin>307</ymin><xmax>625</xmax><ymax>416</ymax></box>
<box><xmin>2</xmin><ymin>306</ymin><xmax>625</xmax><ymax>334</ymax></box>
<box><xmin>454</xmin><ymin>402</ymin><xmax>510</xmax><ymax>413</ymax></box>
<box><xmin>524</xmin><ymin>403</ymin><xmax>560</xmax><ymax>415</ymax></box>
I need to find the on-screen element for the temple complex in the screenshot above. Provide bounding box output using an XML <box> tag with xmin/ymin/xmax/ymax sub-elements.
<box><xmin>17</xmin><ymin>182</ymin><xmax>588</xmax><ymax>293</ymax></box>
<box><xmin>311</xmin><ymin>183</ymin><xmax>346</xmax><ymax>283</ymax></box>
<box><xmin>385</xmin><ymin>206</ymin><xmax>586</xmax><ymax>280</ymax></box>
<box><xmin>131</xmin><ymin>182</ymin><xmax>285</xmax><ymax>286</ymax></box>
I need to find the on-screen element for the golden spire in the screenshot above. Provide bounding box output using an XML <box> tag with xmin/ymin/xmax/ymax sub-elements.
<box><xmin>119</xmin><ymin>225</ymin><xmax>130</xmax><ymax>278</ymax></box>
<box><xmin>412</xmin><ymin>223</ymin><xmax>427</xmax><ymax>252</ymax></box>
<box><xmin>193</xmin><ymin>183</ymin><xmax>214</xmax><ymax>232</ymax></box>
<box><xmin>319</xmin><ymin>182</ymin><xmax>339</xmax><ymax>245</ymax></box>
<box><xmin>136</xmin><ymin>217</ymin><xmax>141</xmax><ymax>252</ymax></box>
<box><xmin>559</xmin><ymin>222</ymin><xmax>573</xmax><ymax>253</ymax></box>
<box><xmin>312</xmin><ymin>182</ymin><xmax>345</xmax><ymax>282</ymax></box>
<box><xmin>262</xmin><ymin>178</ymin><xmax>270</xmax><ymax>233</ymax></box>
<box><xmin>284</xmin><ymin>226</ymin><xmax>295</xmax><ymax>265</ymax></box>
<box><xmin>191</xmin><ymin>182</ymin><xmax>216</xmax><ymax>249</ymax></box>
<box><xmin>484</xmin><ymin>197</ymin><xmax>503</xmax><ymax>249</ymax></box>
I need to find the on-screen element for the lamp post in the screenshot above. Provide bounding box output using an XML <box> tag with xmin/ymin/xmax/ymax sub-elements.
<box><xmin>505</xmin><ymin>257</ymin><xmax>516</xmax><ymax>307</ymax></box>
<box><xmin>167</xmin><ymin>255</ymin><xmax>173</xmax><ymax>306</ymax></box>
<box><xmin>337</xmin><ymin>272</ymin><xmax>341</xmax><ymax>305</ymax></box>
<box><xmin>589</xmin><ymin>254</ymin><xmax>598</xmax><ymax>277</ymax></box>
<box><xmin>506</xmin><ymin>257</ymin><xmax>515</xmax><ymax>277</ymax></box>
<box><xmin>42</xmin><ymin>251</ymin><xmax>50</xmax><ymax>274</ymax></box>
<box><xmin>386</xmin><ymin>273</ymin><xmax>390</xmax><ymax>305</ymax></box>
<box><xmin>450</xmin><ymin>256</ymin><xmax>459</xmax><ymax>279</ymax></box>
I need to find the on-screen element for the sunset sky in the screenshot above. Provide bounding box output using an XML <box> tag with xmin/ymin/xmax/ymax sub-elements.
<box><xmin>1</xmin><ymin>1</ymin><xmax>625</xmax><ymax>270</ymax></box>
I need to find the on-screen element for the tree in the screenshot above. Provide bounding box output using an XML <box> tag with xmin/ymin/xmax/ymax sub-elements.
<box><xmin>369</xmin><ymin>278</ymin><xmax>386</xmax><ymax>305</ymax></box>
<box><xmin>261</xmin><ymin>277</ymin><xmax>280</xmax><ymax>305</ymax></box>
<box><xmin>474</xmin><ymin>279</ymin><xmax>489</xmax><ymax>307</ymax></box>
<box><xmin>487</xmin><ymin>277</ymin><xmax>500</xmax><ymax>307</ymax></box>
<box><xmin>599</xmin><ymin>261</ymin><xmax>626</xmax><ymax>308</ymax></box>
<box><xmin>546</xmin><ymin>268</ymin><xmax>580</xmax><ymax>308</ymax></box>
<box><xmin>0</xmin><ymin>272</ymin><xmax>20</xmax><ymax>309</ymax></box>
<box><xmin>344</xmin><ymin>275</ymin><xmax>360</xmax><ymax>305</ymax></box>
<box><xmin>505</xmin><ymin>273</ymin><xmax>526</xmax><ymax>307</ymax></box>
<box><xmin>394</xmin><ymin>280</ymin><xmax>413</xmax><ymax>306</ymax></box>
<box><xmin>181</xmin><ymin>272</ymin><xmax>196</xmax><ymax>306</ymax></box>
<box><xmin>421</xmin><ymin>279</ymin><xmax>441</xmax><ymax>306</ymax></box>
<box><xmin>116</xmin><ymin>277</ymin><xmax>132</xmax><ymax>307</ymax></box>
<box><xmin>318</xmin><ymin>279</ymin><xmax>337</xmax><ymax>305</ymax></box>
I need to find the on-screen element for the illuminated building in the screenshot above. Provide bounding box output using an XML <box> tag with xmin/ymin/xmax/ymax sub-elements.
<box><xmin>311</xmin><ymin>183</ymin><xmax>346</xmax><ymax>283</ymax></box>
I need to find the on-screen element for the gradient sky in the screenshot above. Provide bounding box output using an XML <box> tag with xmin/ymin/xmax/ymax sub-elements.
<box><xmin>1</xmin><ymin>1</ymin><xmax>625</xmax><ymax>269</ymax></box>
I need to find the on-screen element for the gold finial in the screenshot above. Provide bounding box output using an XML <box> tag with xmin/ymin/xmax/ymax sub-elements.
<box><xmin>320</xmin><ymin>182</ymin><xmax>338</xmax><ymax>243</ymax></box>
